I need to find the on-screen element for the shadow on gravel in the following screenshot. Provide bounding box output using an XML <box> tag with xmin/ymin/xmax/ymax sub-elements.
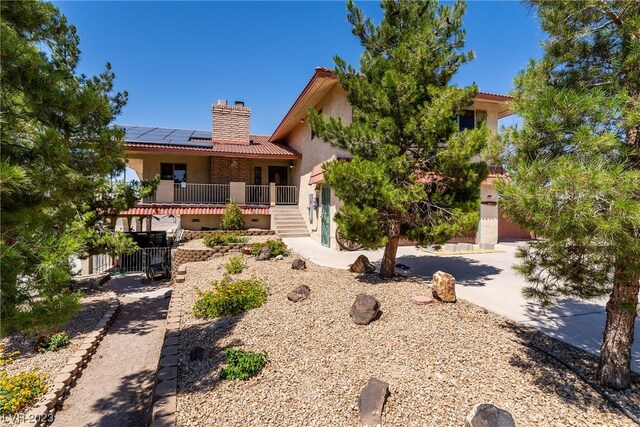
<box><xmin>177</xmin><ymin>314</ymin><xmax>246</xmax><ymax>395</ymax></box>
<box><xmin>354</xmin><ymin>255</ymin><xmax>502</xmax><ymax>286</ymax></box>
<box><xmin>502</xmin><ymin>321</ymin><xmax>640</xmax><ymax>419</ymax></box>
<box><xmin>89</xmin><ymin>367</ymin><xmax>157</xmax><ymax>427</ymax></box>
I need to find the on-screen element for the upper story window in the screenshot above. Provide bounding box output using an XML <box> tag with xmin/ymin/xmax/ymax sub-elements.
<box><xmin>457</xmin><ymin>109</ymin><xmax>488</xmax><ymax>131</ymax></box>
<box><xmin>253</xmin><ymin>166</ymin><xmax>262</xmax><ymax>185</ymax></box>
<box><xmin>161</xmin><ymin>163</ymin><xmax>187</xmax><ymax>183</ymax></box>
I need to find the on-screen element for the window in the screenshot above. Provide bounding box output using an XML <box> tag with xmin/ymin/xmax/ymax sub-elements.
<box><xmin>160</xmin><ymin>163</ymin><xmax>187</xmax><ymax>183</ymax></box>
<box><xmin>253</xmin><ymin>167</ymin><xmax>262</xmax><ymax>185</ymax></box>
<box><xmin>457</xmin><ymin>109</ymin><xmax>488</xmax><ymax>131</ymax></box>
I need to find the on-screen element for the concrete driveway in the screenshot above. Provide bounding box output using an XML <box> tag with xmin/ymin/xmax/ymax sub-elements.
<box><xmin>283</xmin><ymin>237</ymin><xmax>639</xmax><ymax>372</ymax></box>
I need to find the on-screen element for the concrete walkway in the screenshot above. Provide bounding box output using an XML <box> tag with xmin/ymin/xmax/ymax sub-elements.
<box><xmin>283</xmin><ymin>237</ymin><xmax>640</xmax><ymax>372</ymax></box>
<box><xmin>53</xmin><ymin>275</ymin><xmax>171</xmax><ymax>427</ymax></box>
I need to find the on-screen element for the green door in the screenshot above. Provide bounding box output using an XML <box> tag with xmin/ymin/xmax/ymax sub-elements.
<box><xmin>321</xmin><ymin>186</ymin><xmax>331</xmax><ymax>247</ymax></box>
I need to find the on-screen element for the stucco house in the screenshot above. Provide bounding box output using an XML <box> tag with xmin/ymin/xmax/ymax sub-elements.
<box><xmin>117</xmin><ymin>67</ymin><xmax>529</xmax><ymax>249</ymax></box>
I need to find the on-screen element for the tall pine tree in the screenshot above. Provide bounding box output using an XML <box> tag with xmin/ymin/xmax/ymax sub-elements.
<box><xmin>499</xmin><ymin>0</ymin><xmax>639</xmax><ymax>389</ymax></box>
<box><xmin>309</xmin><ymin>0</ymin><xmax>490</xmax><ymax>277</ymax></box>
<box><xmin>0</xmin><ymin>1</ymin><xmax>154</xmax><ymax>333</ymax></box>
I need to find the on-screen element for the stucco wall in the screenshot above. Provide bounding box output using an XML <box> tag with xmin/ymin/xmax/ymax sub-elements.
<box><xmin>478</xmin><ymin>183</ymin><xmax>499</xmax><ymax>244</ymax></box>
<box><xmin>127</xmin><ymin>153</ymin><xmax>211</xmax><ymax>183</ymax></box>
<box><xmin>180</xmin><ymin>214</ymin><xmax>270</xmax><ymax>231</ymax></box>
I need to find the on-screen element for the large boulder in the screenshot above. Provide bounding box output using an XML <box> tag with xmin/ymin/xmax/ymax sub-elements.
<box><xmin>359</xmin><ymin>377</ymin><xmax>390</xmax><ymax>426</ymax></box>
<box><xmin>431</xmin><ymin>270</ymin><xmax>456</xmax><ymax>302</ymax></box>
<box><xmin>350</xmin><ymin>294</ymin><xmax>380</xmax><ymax>325</ymax></box>
<box><xmin>466</xmin><ymin>403</ymin><xmax>516</xmax><ymax>427</ymax></box>
<box><xmin>287</xmin><ymin>285</ymin><xmax>311</xmax><ymax>302</ymax></box>
<box><xmin>255</xmin><ymin>246</ymin><xmax>272</xmax><ymax>261</ymax></box>
<box><xmin>291</xmin><ymin>258</ymin><xmax>307</xmax><ymax>270</ymax></box>
<box><xmin>350</xmin><ymin>255</ymin><xmax>375</xmax><ymax>274</ymax></box>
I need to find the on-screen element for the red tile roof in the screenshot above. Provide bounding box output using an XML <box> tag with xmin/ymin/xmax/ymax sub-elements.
<box><xmin>117</xmin><ymin>204</ymin><xmax>270</xmax><ymax>216</ymax></box>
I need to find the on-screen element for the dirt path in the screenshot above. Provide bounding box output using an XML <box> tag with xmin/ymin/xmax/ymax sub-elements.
<box><xmin>52</xmin><ymin>275</ymin><xmax>170</xmax><ymax>427</ymax></box>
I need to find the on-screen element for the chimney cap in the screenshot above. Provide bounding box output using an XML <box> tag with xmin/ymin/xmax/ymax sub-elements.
<box><xmin>217</xmin><ymin>99</ymin><xmax>228</xmax><ymax>106</ymax></box>
<box><xmin>235</xmin><ymin>100</ymin><xmax>245</xmax><ymax>107</ymax></box>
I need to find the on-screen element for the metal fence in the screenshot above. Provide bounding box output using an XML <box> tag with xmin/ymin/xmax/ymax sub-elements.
<box><xmin>89</xmin><ymin>247</ymin><xmax>172</xmax><ymax>275</ymax></box>
<box><xmin>245</xmin><ymin>185</ymin><xmax>270</xmax><ymax>205</ymax></box>
<box><xmin>174</xmin><ymin>183</ymin><xmax>230</xmax><ymax>204</ymax></box>
<box><xmin>276</xmin><ymin>186</ymin><xmax>298</xmax><ymax>205</ymax></box>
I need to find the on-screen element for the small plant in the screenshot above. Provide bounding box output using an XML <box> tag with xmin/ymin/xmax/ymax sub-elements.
<box><xmin>34</xmin><ymin>332</ymin><xmax>70</xmax><ymax>353</ymax></box>
<box><xmin>0</xmin><ymin>347</ymin><xmax>20</xmax><ymax>366</ymax></box>
<box><xmin>203</xmin><ymin>232</ymin><xmax>248</xmax><ymax>248</ymax></box>
<box><xmin>0</xmin><ymin>369</ymin><xmax>48</xmax><ymax>414</ymax></box>
<box><xmin>220</xmin><ymin>201</ymin><xmax>245</xmax><ymax>230</ymax></box>
<box><xmin>250</xmin><ymin>239</ymin><xmax>291</xmax><ymax>257</ymax></box>
<box><xmin>220</xmin><ymin>348</ymin><xmax>268</xmax><ymax>380</ymax></box>
<box><xmin>224</xmin><ymin>256</ymin><xmax>246</xmax><ymax>275</ymax></box>
<box><xmin>193</xmin><ymin>277</ymin><xmax>267</xmax><ymax>318</ymax></box>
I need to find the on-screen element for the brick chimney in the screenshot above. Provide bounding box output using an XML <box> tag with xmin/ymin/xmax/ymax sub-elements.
<box><xmin>212</xmin><ymin>99</ymin><xmax>251</xmax><ymax>145</ymax></box>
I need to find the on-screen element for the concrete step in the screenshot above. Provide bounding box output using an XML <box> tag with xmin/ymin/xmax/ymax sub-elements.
<box><xmin>274</xmin><ymin>220</ymin><xmax>307</xmax><ymax>226</ymax></box>
<box><xmin>276</xmin><ymin>225</ymin><xmax>308</xmax><ymax>231</ymax></box>
<box><xmin>278</xmin><ymin>232</ymin><xmax>311</xmax><ymax>238</ymax></box>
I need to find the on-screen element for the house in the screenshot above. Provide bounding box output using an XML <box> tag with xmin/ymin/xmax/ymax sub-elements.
<box><xmin>118</xmin><ymin>66</ymin><xmax>529</xmax><ymax>248</ymax></box>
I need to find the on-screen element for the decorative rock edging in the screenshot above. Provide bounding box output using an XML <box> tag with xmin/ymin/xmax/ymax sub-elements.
<box><xmin>20</xmin><ymin>291</ymin><xmax>121</xmax><ymax>427</ymax></box>
<box><xmin>181</xmin><ymin>229</ymin><xmax>275</xmax><ymax>242</ymax></box>
<box><xmin>148</xmin><ymin>268</ymin><xmax>185</xmax><ymax>426</ymax></box>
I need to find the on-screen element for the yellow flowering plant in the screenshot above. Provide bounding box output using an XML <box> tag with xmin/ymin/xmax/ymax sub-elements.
<box><xmin>0</xmin><ymin>369</ymin><xmax>48</xmax><ymax>414</ymax></box>
<box><xmin>0</xmin><ymin>347</ymin><xmax>20</xmax><ymax>366</ymax></box>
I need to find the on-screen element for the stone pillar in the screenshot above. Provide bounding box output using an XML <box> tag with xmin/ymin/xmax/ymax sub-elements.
<box><xmin>80</xmin><ymin>256</ymin><xmax>94</xmax><ymax>275</ymax></box>
<box><xmin>145</xmin><ymin>216</ymin><xmax>153</xmax><ymax>232</ymax></box>
<box><xmin>156</xmin><ymin>180</ymin><xmax>175</xmax><ymax>203</ymax></box>
<box><xmin>121</xmin><ymin>217</ymin><xmax>131</xmax><ymax>232</ymax></box>
<box><xmin>269</xmin><ymin>182</ymin><xmax>276</xmax><ymax>207</ymax></box>
<box><xmin>229</xmin><ymin>182</ymin><xmax>246</xmax><ymax>204</ymax></box>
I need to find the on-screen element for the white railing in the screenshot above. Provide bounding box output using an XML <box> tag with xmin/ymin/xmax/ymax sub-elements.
<box><xmin>245</xmin><ymin>185</ymin><xmax>270</xmax><ymax>205</ymax></box>
<box><xmin>276</xmin><ymin>186</ymin><xmax>298</xmax><ymax>205</ymax></box>
<box><xmin>142</xmin><ymin>190</ymin><xmax>156</xmax><ymax>203</ymax></box>
<box><xmin>174</xmin><ymin>183</ymin><xmax>230</xmax><ymax>204</ymax></box>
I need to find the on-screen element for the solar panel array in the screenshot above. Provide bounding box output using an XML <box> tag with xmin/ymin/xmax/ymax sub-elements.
<box><xmin>121</xmin><ymin>125</ymin><xmax>213</xmax><ymax>148</ymax></box>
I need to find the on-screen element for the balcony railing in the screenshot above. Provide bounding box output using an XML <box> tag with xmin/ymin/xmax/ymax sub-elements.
<box><xmin>140</xmin><ymin>180</ymin><xmax>298</xmax><ymax>206</ymax></box>
<box><xmin>276</xmin><ymin>185</ymin><xmax>298</xmax><ymax>205</ymax></box>
<box><xmin>174</xmin><ymin>183</ymin><xmax>230</xmax><ymax>204</ymax></box>
<box><xmin>245</xmin><ymin>185</ymin><xmax>270</xmax><ymax>205</ymax></box>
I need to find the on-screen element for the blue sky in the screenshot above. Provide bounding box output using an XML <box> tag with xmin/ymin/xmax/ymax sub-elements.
<box><xmin>55</xmin><ymin>1</ymin><xmax>544</xmax><ymax>135</ymax></box>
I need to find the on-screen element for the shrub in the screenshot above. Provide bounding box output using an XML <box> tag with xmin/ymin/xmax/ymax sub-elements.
<box><xmin>193</xmin><ymin>277</ymin><xmax>267</xmax><ymax>318</ymax></box>
<box><xmin>203</xmin><ymin>232</ymin><xmax>248</xmax><ymax>248</ymax></box>
<box><xmin>220</xmin><ymin>348</ymin><xmax>268</xmax><ymax>380</ymax></box>
<box><xmin>220</xmin><ymin>201</ymin><xmax>245</xmax><ymax>230</ymax></box>
<box><xmin>0</xmin><ymin>370</ymin><xmax>48</xmax><ymax>414</ymax></box>
<box><xmin>224</xmin><ymin>256</ymin><xmax>246</xmax><ymax>275</ymax></box>
<box><xmin>0</xmin><ymin>347</ymin><xmax>20</xmax><ymax>367</ymax></box>
<box><xmin>250</xmin><ymin>239</ymin><xmax>291</xmax><ymax>257</ymax></box>
<box><xmin>34</xmin><ymin>332</ymin><xmax>70</xmax><ymax>353</ymax></box>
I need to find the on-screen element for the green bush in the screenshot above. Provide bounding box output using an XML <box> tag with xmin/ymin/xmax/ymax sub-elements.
<box><xmin>220</xmin><ymin>348</ymin><xmax>268</xmax><ymax>380</ymax></box>
<box><xmin>203</xmin><ymin>232</ymin><xmax>248</xmax><ymax>248</ymax></box>
<box><xmin>0</xmin><ymin>370</ymin><xmax>48</xmax><ymax>414</ymax></box>
<box><xmin>193</xmin><ymin>277</ymin><xmax>267</xmax><ymax>318</ymax></box>
<box><xmin>34</xmin><ymin>331</ymin><xmax>70</xmax><ymax>353</ymax></box>
<box><xmin>250</xmin><ymin>239</ymin><xmax>291</xmax><ymax>257</ymax></box>
<box><xmin>220</xmin><ymin>201</ymin><xmax>245</xmax><ymax>230</ymax></box>
<box><xmin>224</xmin><ymin>256</ymin><xmax>246</xmax><ymax>275</ymax></box>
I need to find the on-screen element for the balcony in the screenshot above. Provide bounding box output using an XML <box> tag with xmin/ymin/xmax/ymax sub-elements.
<box><xmin>143</xmin><ymin>180</ymin><xmax>298</xmax><ymax>206</ymax></box>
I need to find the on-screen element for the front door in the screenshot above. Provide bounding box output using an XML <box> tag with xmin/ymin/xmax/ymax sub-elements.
<box><xmin>321</xmin><ymin>186</ymin><xmax>331</xmax><ymax>247</ymax></box>
<box><xmin>268</xmin><ymin>166</ymin><xmax>288</xmax><ymax>186</ymax></box>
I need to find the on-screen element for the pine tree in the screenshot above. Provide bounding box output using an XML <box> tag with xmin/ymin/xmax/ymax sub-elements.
<box><xmin>499</xmin><ymin>0</ymin><xmax>639</xmax><ymax>389</ymax></box>
<box><xmin>0</xmin><ymin>1</ymin><xmax>154</xmax><ymax>333</ymax></box>
<box><xmin>309</xmin><ymin>0</ymin><xmax>489</xmax><ymax>277</ymax></box>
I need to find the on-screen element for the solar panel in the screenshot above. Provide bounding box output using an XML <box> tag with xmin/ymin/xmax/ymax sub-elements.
<box><xmin>121</xmin><ymin>125</ymin><xmax>213</xmax><ymax>148</ymax></box>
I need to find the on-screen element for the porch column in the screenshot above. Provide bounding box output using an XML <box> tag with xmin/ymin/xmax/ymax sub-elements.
<box><xmin>269</xmin><ymin>183</ymin><xmax>276</xmax><ymax>207</ymax></box>
<box><xmin>121</xmin><ymin>217</ymin><xmax>131</xmax><ymax>232</ymax></box>
<box><xmin>80</xmin><ymin>256</ymin><xmax>94</xmax><ymax>275</ymax></box>
<box><xmin>144</xmin><ymin>216</ymin><xmax>153</xmax><ymax>232</ymax></box>
<box><xmin>230</xmin><ymin>182</ymin><xmax>246</xmax><ymax>204</ymax></box>
<box><xmin>156</xmin><ymin>180</ymin><xmax>175</xmax><ymax>203</ymax></box>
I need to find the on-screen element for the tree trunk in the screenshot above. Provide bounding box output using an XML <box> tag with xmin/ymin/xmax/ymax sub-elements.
<box><xmin>379</xmin><ymin>220</ymin><xmax>400</xmax><ymax>278</ymax></box>
<box><xmin>598</xmin><ymin>266</ymin><xmax>640</xmax><ymax>389</ymax></box>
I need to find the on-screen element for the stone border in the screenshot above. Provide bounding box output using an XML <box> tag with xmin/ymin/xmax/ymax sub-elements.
<box><xmin>181</xmin><ymin>229</ymin><xmax>275</xmax><ymax>242</ymax></box>
<box><xmin>148</xmin><ymin>266</ymin><xmax>186</xmax><ymax>426</ymax></box>
<box><xmin>19</xmin><ymin>291</ymin><xmax>121</xmax><ymax>427</ymax></box>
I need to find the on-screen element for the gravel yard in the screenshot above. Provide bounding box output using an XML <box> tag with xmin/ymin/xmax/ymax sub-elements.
<box><xmin>175</xmin><ymin>254</ymin><xmax>639</xmax><ymax>427</ymax></box>
<box><xmin>0</xmin><ymin>284</ymin><xmax>111</xmax><ymax>415</ymax></box>
<box><xmin>180</xmin><ymin>235</ymin><xmax>275</xmax><ymax>250</ymax></box>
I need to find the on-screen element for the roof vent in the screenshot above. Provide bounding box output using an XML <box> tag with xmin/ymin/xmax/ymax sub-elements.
<box><xmin>217</xmin><ymin>99</ymin><xmax>228</xmax><ymax>106</ymax></box>
<box><xmin>235</xmin><ymin>101</ymin><xmax>245</xmax><ymax>107</ymax></box>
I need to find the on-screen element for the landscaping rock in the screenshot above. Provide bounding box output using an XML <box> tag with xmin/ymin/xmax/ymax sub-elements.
<box><xmin>350</xmin><ymin>255</ymin><xmax>375</xmax><ymax>274</ymax></box>
<box><xmin>256</xmin><ymin>246</ymin><xmax>272</xmax><ymax>261</ymax></box>
<box><xmin>287</xmin><ymin>285</ymin><xmax>311</xmax><ymax>302</ymax></box>
<box><xmin>466</xmin><ymin>403</ymin><xmax>516</xmax><ymax>427</ymax></box>
<box><xmin>359</xmin><ymin>377</ymin><xmax>389</xmax><ymax>426</ymax></box>
<box><xmin>411</xmin><ymin>295</ymin><xmax>433</xmax><ymax>305</ymax></box>
<box><xmin>350</xmin><ymin>294</ymin><xmax>380</xmax><ymax>325</ymax></box>
<box><xmin>431</xmin><ymin>270</ymin><xmax>456</xmax><ymax>302</ymax></box>
<box><xmin>291</xmin><ymin>258</ymin><xmax>307</xmax><ymax>270</ymax></box>
<box><xmin>189</xmin><ymin>346</ymin><xmax>210</xmax><ymax>362</ymax></box>
<box><xmin>274</xmin><ymin>254</ymin><xmax>284</xmax><ymax>261</ymax></box>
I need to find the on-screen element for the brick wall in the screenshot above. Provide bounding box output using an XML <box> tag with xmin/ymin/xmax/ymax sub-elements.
<box><xmin>211</xmin><ymin>103</ymin><xmax>251</xmax><ymax>145</ymax></box>
<box><xmin>210</xmin><ymin>157</ymin><xmax>249</xmax><ymax>184</ymax></box>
